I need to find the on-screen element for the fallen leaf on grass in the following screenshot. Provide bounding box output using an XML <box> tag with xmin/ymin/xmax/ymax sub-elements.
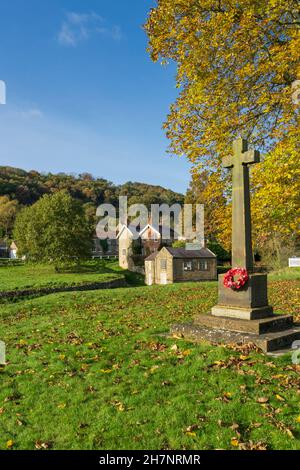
<box><xmin>239</xmin><ymin>355</ymin><xmax>249</xmax><ymax>361</ymax></box>
<box><xmin>239</xmin><ymin>441</ymin><xmax>267</xmax><ymax>450</ymax></box>
<box><xmin>6</xmin><ymin>440</ymin><xmax>14</xmax><ymax>448</ymax></box>
<box><xmin>231</xmin><ymin>438</ymin><xmax>239</xmax><ymax>447</ymax></box>
<box><xmin>275</xmin><ymin>394</ymin><xmax>285</xmax><ymax>402</ymax></box>
<box><xmin>172</xmin><ymin>334</ymin><xmax>184</xmax><ymax>340</ymax></box>
<box><xmin>186</xmin><ymin>425</ymin><xmax>199</xmax><ymax>433</ymax></box>
<box><xmin>230</xmin><ymin>423</ymin><xmax>240</xmax><ymax>431</ymax></box>
<box><xmin>257</xmin><ymin>397</ymin><xmax>269</xmax><ymax>404</ymax></box>
<box><xmin>35</xmin><ymin>441</ymin><xmax>52</xmax><ymax>450</ymax></box>
<box><xmin>114</xmin><ymin>401</ymin><xmax>125</xmax><ymax>412</ymax></box>
<box><xmin>286</xmin><ymin>429</ymin><xmax>295</xmax><ymax>439</ymax></box>
<box><xmin>182</xmin><ymin>349</ymin><xmax>192</xmax><ymax>357</ymax></box>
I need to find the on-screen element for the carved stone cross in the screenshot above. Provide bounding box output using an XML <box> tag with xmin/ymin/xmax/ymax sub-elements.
<box><xmin>223</xmin><ymin>138</ymin><xmax>260</xmax><ymax>271</ymax></box>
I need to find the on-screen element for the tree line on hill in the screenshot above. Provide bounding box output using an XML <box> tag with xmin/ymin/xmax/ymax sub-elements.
<box><xmin>0</xmin><ymin>166</ymin><xmax>184</xmax><ymax>240</ymax></box>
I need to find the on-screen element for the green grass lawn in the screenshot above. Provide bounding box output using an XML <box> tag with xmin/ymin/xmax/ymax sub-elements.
<box><xmin>268</xmin><ymin>267</ymin><xmax>300</xmax><ymax>281</ymax></box>
<box><xmin>0</xmin><ymin>261</ymin><xmax>124</xmax><ymax>292</ymax></box>
<box><xmin>0</xmin><ymin>271</ymin><xmax>299</xmax><ymax>450</ymax></box>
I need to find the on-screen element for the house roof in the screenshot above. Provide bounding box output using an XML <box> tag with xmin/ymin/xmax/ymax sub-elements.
<box><xmin>145</xmin><ymin>252</ymin><xmax>158</xmax><ymax>261</ymax></box>
<box><xmin>145</xmin><ymin>247</ymin><xmax>216</xmax><ymax>261</ymax></box>
<box><xmin>166</xmin><ymin>247</ymin><xmax>216</xmax><ymax>259</ymax></box>
<box><xmin>117</xmin><ymin>223</ymin><xmax>178</xmax><ymax>240</ymax></box>
<box><xmin>116</xmin><ymin>224</ymin><xmax>135</xmax><ymax>239</ymax></box>
<box><xmin>139</xmin><ymin>224</ymin><xmax>161</xmax><ymax>238</ymax></box>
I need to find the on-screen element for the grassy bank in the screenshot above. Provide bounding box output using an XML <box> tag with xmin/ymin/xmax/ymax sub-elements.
<box><xmin>0</xmin><ymin>261</ymin><xmax>124</xmax><ymax>292</ymax></box>
<box><xmin>0</xmin><ymin>276</ymin><xmax>299</xmax><ymax>450</ymax></box>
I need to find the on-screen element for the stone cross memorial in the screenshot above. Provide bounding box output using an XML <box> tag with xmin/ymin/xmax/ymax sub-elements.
<box><xmin>211</xmin><ymin>138</ymin><xmax>271</xmax><ymax>321</ymax></box>
<box><xmin>222</xmin><ymin>138</ymin><xmax>259</xmax><ymax>270</ymax></box>
<box><xmin>171</xmin><ymin>137</ymin><xmax>300</xmax><ymax>353</ymax></box>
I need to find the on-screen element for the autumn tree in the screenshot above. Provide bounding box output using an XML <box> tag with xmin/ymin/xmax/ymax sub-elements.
<box><xmin>252</xmin><ymin>128</ymin><xmax>300</xmax><ymax>266</ymax></box>
<box><xmin>0</xmin><ymin>196</ymin><xmax>19</xmax><ymax>238</ymax></box>
<box><xmin>13</xmin><ymin>191</ymin><xmax>92</xmax><ymax>264</ymax></box>
<box><xmin>185</xmin><ymin>170</ymin><xmax>231</xmax><ymax>250</ymax></box>
<box><xmin>145</xmin><ymin>0</ymin><xmax>300</xmax><ymax>168</ymax></box>
<box><xmin>145</xmin><ymin>1</ymin><xmax>300</xmax><ymax>263</ymax></box>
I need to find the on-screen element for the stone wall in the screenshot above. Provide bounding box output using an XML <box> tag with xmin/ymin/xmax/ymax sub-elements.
<box><xmin>173</xmin><ymin>258</ymin><xmax>217</xmax><ymax>282</ymax></box>
<box><xmin>0</xmin><ymin>278</ymin><xmax>126</xmax><ymax>301</ymax></box>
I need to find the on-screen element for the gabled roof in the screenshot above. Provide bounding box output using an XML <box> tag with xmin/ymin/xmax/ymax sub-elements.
<box><xmin>145</xmin><ymin>252</ymin><xmax>158</xmax><ymax>261</ymax></box>
<box><xmin>117</xmin><ymin>223</ymin><xmax>178</xmax><ymax>240</ymax></box>
<box><xmin>116</xmin><ymin>224</ymin><xmax>135</xmax><ymax>239</ymax></box>
<box><xmin>166</xmin><ymin>247</ymin><xmax>216</xmax><ymax>259</ymax></box>
<box><xmin>139</xmin><ymin>224</ymin><xmax>161</xmax><ymax>238</ymax></box>
<box><xmin>146</xmin><ymin>247</ymin><xmax>216</xmax><ymax>261</ymax></box>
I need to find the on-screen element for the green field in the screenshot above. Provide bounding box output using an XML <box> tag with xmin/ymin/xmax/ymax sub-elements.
<box><xmin>0</xmin><ymin>261</ymin><xmax>124</xmax><ymax>292</ymax></box>
<box><xmin>0</xmin><ymin>266</ymin><xmax>299</xmax><ymax>450</ymax></box>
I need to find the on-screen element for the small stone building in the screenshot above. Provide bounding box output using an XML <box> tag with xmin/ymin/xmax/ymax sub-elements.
<box><xmin>9</xmin><ymin>241</ymin><xmax>18</xmax><ymax>259</ymax></box>
<box><xmin>145</xmin><ymin>247</ymin><xmax>217</xmax><ymax>285</ymax></box>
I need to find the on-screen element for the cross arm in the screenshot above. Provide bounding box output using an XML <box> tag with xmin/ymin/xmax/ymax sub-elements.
<box><xmin>222</xmin><ymin>156</ymin><xmax>233</xmax><ymax>168</ymax></box>
<box><xmin>242</xmin><ymin>149</ymin><xmax>260</xmax><ymax>165</ymax></box>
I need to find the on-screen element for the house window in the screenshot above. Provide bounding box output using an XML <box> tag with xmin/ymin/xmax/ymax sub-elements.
<box><xmin>183</xmin><ymin>260</ymin><xmax>193</xmax><ymax>271</ymax></box>
<box><xmin>122</xmin><ymin>249</ymin><xmax>127</xmax><ymax>256</ymax></box>
<box><xmin>160</xmin><ymin>259</ymin><xmax>167</xmax><ymax>270</ymax></box>
<box><xmin>199</xmin><ymin>260</ymin><xmax>208</xmax><ymax>271</ymax></box>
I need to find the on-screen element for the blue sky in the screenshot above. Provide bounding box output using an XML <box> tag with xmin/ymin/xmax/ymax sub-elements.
<box><xmin>0</xmin><ymin>0</ymin><xmax>191</xmax><ymax>193</ymax></box>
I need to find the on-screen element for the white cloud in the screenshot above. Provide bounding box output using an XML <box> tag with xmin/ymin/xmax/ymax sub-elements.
<box><xmin>7</xmin><ymin>107</ymin><xmax>44</xmax><ymax>119</ymax></box>
<box><xmin>21</xmin><ymin>108</ymin><xmax>44</xmax><ymax>119</ymax></box>
<box><xmin>57</xmin><ymin>11</ymin><xmax>122</xmax><ymax>47</ymax></box>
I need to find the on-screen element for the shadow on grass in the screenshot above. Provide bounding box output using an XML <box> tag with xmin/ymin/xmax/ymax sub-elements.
<box><xmin>55</xmin><ymin>259</ymin><xmax>120</xmax><ymax>275</ymax></box>
<box><xmin>123</xmin><ymin>270</ymin><xmax>145</xmax><ymax>287</ymax></box>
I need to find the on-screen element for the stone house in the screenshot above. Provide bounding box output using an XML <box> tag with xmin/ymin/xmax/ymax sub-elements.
<box><xmin>117</xmin><ymin>225</ymin><xmax>136</xmax><ymax>270</ymax></box>
<box><xmin>145</xmin><ymin>247</ymin><xmax>217</xmax><ymax>285</ymax></box>
<box><xmin>118</xmin><ymin>223</ymin><xmax>178</xmax><ymax>272</ymax></box>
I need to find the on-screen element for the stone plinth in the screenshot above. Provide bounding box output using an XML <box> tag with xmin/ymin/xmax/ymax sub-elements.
<box><xmin>211</xmin><ymin>273</ymin><xmax>273</xmax><ymax>320</ymax></box>
<box><xmin>211</xmin><ymin>305</ymin><xmax>273</xmax><ymax>320</ymax></box>
<box><xmin>170</xmin><ymin>321</ymin><xmax>300</xmax><ymax>353</ymax></box>
<box><xmin>194</xmin><ymin>314</ymin><xmax>294</xmax><ymax>335</ymax></box>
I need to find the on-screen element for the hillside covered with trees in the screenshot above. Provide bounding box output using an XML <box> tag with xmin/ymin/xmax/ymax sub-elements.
<box><xmin>0</xmin><ymin>166</ymin><xmax>184</xmax><ymax>208</ymax></box>
<box><xmin>0</xmin><ymin>166</ymin><xmax>184</xmax><ymax>239</ymax></box>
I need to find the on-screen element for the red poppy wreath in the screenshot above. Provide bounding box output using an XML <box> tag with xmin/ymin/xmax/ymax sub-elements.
<box><xmin>223</xmin><ymin>268</ymin><xmax>249</xmax><ymax>290</ymax></box>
